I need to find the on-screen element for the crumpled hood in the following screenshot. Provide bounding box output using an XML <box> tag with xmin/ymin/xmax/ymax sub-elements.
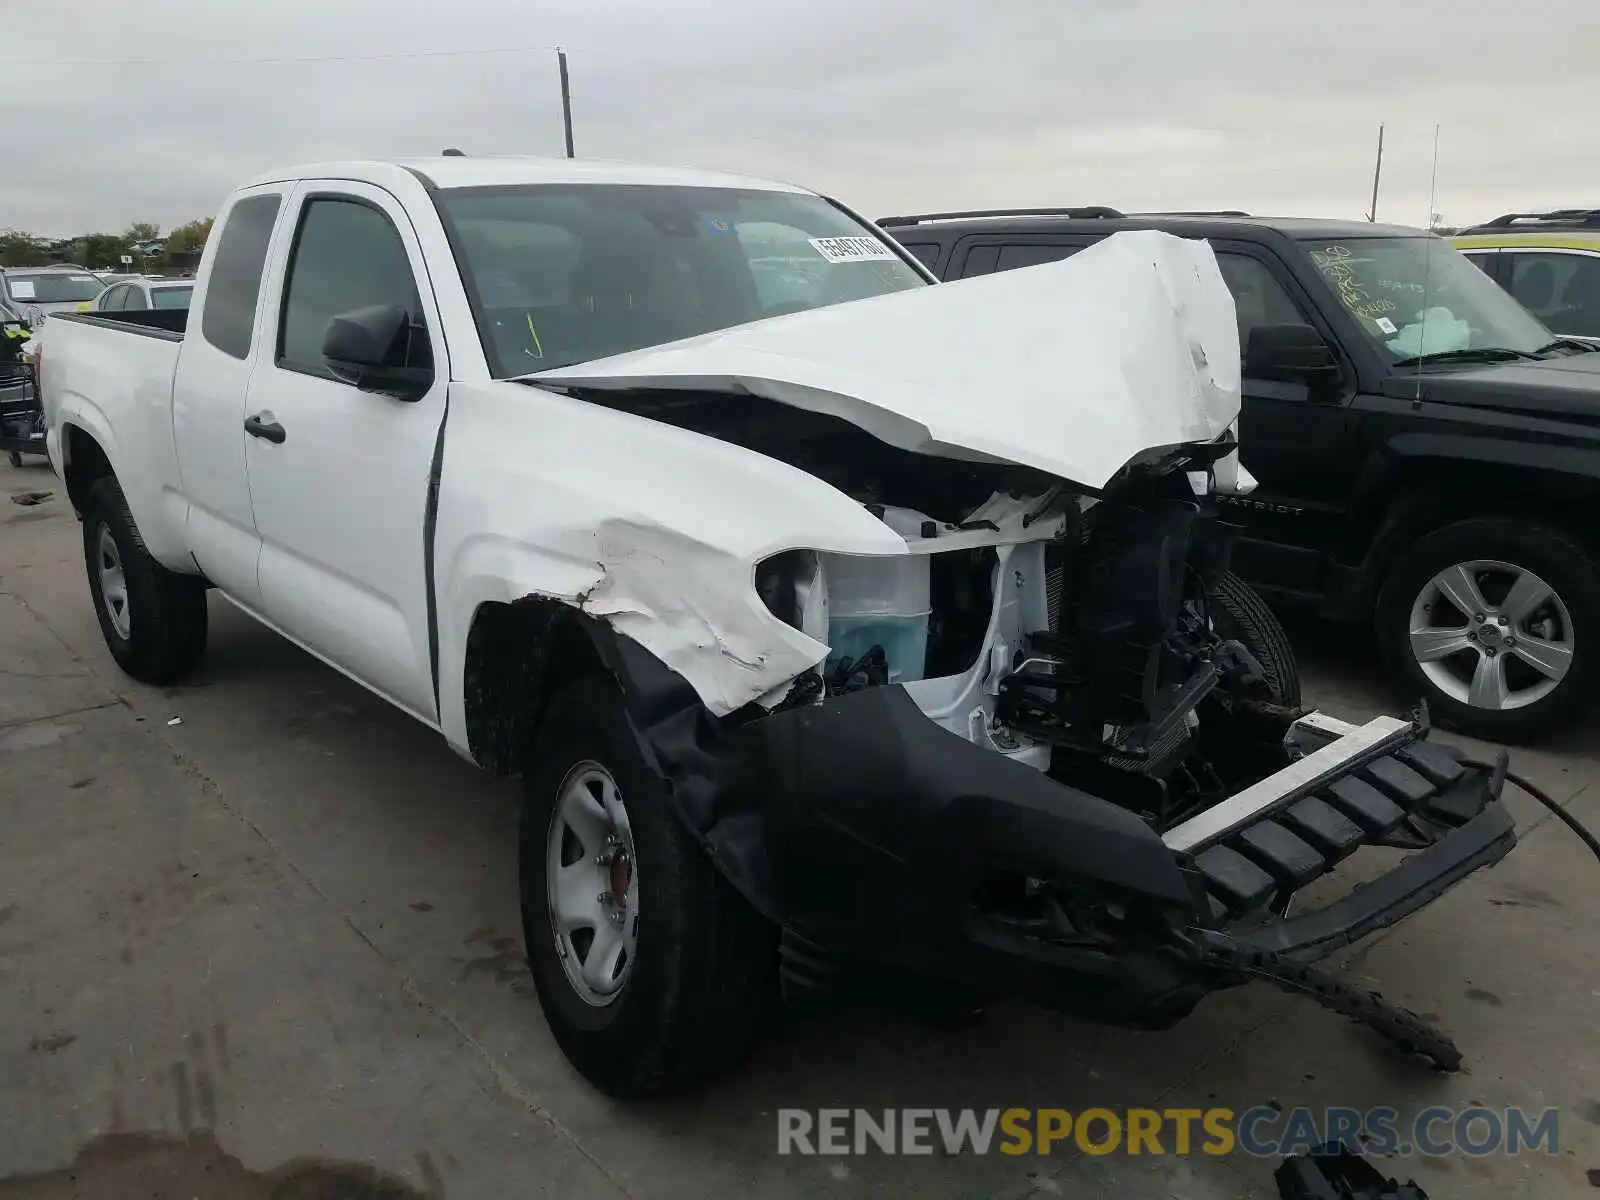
<box><xmin>528</xmin><ymin>230</ymin><xmax>1243</xmax><ymax>492</ymax></box>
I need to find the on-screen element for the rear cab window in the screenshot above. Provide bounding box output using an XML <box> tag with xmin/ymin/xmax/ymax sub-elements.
<box><xmin>202</xmin><ymin>193</ymin><xmax>284</xmax><ymax>360</ymax></box>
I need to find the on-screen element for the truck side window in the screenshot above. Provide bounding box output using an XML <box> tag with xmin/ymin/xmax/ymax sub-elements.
<box><xmin>1214</xmin><ymin>253</ymin><xmax>1313</xmax><ymax>361</ymax></box>
<box><xmin>277</xmin><ymin>198</ymin><xmax>430</xmax><ymax>378</ymax></box>
<box><xmin>898</xmin><ymin>242</ymin><xmax>941</xmax><ymax>269</ymax></box>
<box><xmin>202</xmin><ymin>194</ymin><xmax>282</xmax><ymax>360</ymax></box>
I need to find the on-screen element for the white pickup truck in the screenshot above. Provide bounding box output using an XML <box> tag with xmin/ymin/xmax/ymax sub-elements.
<box><xmin>42</xmin><ymin>155</ymin><xmax>1521</xmax><ymax>1097</ymax></box>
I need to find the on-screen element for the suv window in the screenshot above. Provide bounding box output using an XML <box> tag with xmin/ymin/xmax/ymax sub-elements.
<box><xmin>1505</xmin><ymin>251</ymin><xmax>1600</xmax><ymax>339</ymax></box>
<box><xmin>202</xmin><ymin>194</ymin><xmax>282</xmax><ymax>360</ymax></box>
<box><xmin>98</xmin><ymin>284</ymin><xmax>126</xmax><ymax>312</ymax></box>
<box><xmin>1215</xmin><ymin>253</ymin><xmax>1313</xmax><ymax>357</ymax></box>
<box><xmin>897</xmin><ymin>242</ymin><xmax>941</xmax><ymax>269</ymax></box>
<box><xmin>278</xmin><ymin>197</ymin><xmax>430</xmax><ymax>376</ymax></box>
<box><xmin>123</xmin><ymin>286</ymin><xmax>149</xmax><ymax>312</ymax></box>
<box><xmin>996</xmin><ymin>242</ymin><xmax>1084</xmax><ymax>272</ymax></box>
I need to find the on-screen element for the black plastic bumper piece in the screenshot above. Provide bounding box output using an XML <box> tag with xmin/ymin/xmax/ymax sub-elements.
<box><xmin>1211</xmin><ymin>800</ymin><xmax>1516</xmax><ymax>964</ymax></box>
<box><xmin>1276</xmin><ymin>1144</ymin><xmax>1430</xmax><ymax>1199</ymax></box>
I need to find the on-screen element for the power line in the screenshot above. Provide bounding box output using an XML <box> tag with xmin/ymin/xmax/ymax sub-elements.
<box><xmin>0</xmin><ymin>44</ymin><xmax>570</xmax><ymax>68</ymax></box>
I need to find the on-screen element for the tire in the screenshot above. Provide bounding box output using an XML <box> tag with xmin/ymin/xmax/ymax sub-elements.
<box><xmin>7</xmin><ymin>451</ymin><xmax>21</xmax><ymax>468</ymax></box>
<box><xmin>83</xmin><ymin>476</ymin><xmax>208</xmax><ymax>684</ymax></box>
<box><xmin>519</xmin><ymin>676</ymin><xmax>774</xmax><ymax>1097</ymax></box>
<box><xmin>1209</xmin><ymin>569</ymin><xmax>1302</xmax><ymax>708</ymax></box>
<box><xmin>1374</xmin><ymin>517</ymin><xmax>1600</xmax><ymax>743</ymax></box>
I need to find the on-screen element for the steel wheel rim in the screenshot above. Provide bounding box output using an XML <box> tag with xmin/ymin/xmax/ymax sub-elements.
<box><xmin>95</xmin><ymin>524</ymin><xmax>131</xmax><ymax>641</ymax></box>
<box><xmin>1407</xmin><ymin>558</ymin><xmax>1575</xmax><ymax>713</ymax></box>
<box><xmin>545</xmin><ymin>760</ymin><xmax>638</xmax><ymax>1007</ymax></box>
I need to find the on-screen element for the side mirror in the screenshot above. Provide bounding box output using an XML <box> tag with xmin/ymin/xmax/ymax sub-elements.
<box><xmin>322</xmin><ymin>304</ymin><xmax>432</xmax><ymax>400</ymax></box>
<box><xmin>1243</xmin><ymin>323</ymin><xmax>1339</xmax><ymax>381</ymax></box>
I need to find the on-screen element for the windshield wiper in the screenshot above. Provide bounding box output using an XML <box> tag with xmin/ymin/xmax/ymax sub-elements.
<box><xmin>1390</xmin><ymin>346</ymin><xmax>1541</xmax><ymax>369</ymax></box>
<box><xmin>1535</xmin><ymin>337</ymin><xmax>1600</xmax><ymax>356</ymax></box>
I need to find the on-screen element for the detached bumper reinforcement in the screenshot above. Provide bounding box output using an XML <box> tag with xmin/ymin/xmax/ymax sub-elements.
<box><xmin>1198</xmin><ymin>800</ymin><xmax>1517</xmax><ymax>964</ymax></box>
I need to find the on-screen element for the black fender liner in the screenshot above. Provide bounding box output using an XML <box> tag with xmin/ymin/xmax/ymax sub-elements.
<box><xmin>577</xmin><ymin>618</ymin><xmax>1194</xmax><ymax>949</ymax></box>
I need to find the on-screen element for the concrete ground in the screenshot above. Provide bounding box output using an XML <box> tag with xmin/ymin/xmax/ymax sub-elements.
<box><xmin>1</xmin><ymin>454</ymin><xmax>1597</xmax><ymax>1200</ymax></box>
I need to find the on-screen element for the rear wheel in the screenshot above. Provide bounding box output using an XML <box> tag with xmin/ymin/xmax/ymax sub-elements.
<box><xmin>1375</xmin><ymin>517</ymin><xmax>1600</xmax><ymax>742</ymax></box>
<box><xmin>1209</xmin><ymin>569</ymin><xmax>1302</xmax><ymax>707</ymax></box>
<box><xmin>519</xmin><ymin>676</ymin><xmax>774</xmax><ymax>1096</ymax></box>
<box><xmin>83</xmin><ymin>476</ymin><xmax>208</xmax><ymax>683</ymax></box>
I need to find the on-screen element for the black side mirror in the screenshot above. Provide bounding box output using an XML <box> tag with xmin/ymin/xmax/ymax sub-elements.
<box><xmin>1244</xmin><ymin>323</ymin><xmax>1339</xmax><ymax>381</ymax></box>
<box><xmin>322</xmin><ymin>304</ymin><xmax>432</xmax><ymax>401</ymax></box>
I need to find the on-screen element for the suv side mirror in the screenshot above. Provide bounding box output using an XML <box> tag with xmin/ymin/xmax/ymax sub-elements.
<box><xmin>322</xmin><ymin>304</ymin><xmax>432</xmax><ymax>401</ymax></box>
<box><xmin>1244</xmin><ymin>323</ymin><xmax>1339</xmax><ymax>381</ymax></box>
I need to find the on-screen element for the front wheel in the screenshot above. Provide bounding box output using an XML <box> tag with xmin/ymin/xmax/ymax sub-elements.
<box><xmin>1209</xmin><ymin>569</ymin><xmax>1302</xmax><ymax>708</ymax></box>
<box><xmin>519</xmin><ymin>676</ymin><xmax>774</xmax><ymax>1097</ymax></box>
<box><xmin>1374</xmin><ymin>517</ymin><xmax>1600</xmax><ymax>743</ymax></box>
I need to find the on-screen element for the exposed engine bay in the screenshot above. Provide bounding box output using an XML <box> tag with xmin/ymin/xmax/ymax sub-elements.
<box><xmin>739</xmin><ymin>407</ymin><xmax>1283</xmax><ymax>839</ymax></box>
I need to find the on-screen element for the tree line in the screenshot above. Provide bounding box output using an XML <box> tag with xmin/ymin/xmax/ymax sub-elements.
<box><xmin>0</xmin><ymin>219</ymin><xmax>215</xmax><ymax>274</ymax></box>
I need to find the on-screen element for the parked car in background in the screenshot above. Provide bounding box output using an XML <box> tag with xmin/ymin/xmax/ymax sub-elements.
<box><xmin>0</xmin><ymin>266</ymin><xmax>107</xmax><ymax>326</ymax></box>
<box><xmin>1454</xmin><ymin>210</ymin><xmax>1600</xmax><ymax>343</ymax></box>
<box><xmin>884</xmin><ymin>206</ymin><xmax>1600</xmax><ymax>741</ymax></box>
<box><xmin>87</xmin><ymin>276</ymin><xmax>194</xmax><ymax>315</ymax></box>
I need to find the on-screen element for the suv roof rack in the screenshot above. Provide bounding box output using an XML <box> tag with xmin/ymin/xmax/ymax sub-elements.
<box><xmin>1131</xmin><ymin>209</ymin><xmax>1252</xmax><ymax>217</ymax></box>
<box><xmin>877</xmin><ymin>207</ymin><xmax>1125</xmax><ymax>228</ymax></box>
<box><xmin>1467</xmin><ymin>208</ymin><xmax>1600</xmax><ymax>232</ymax></box>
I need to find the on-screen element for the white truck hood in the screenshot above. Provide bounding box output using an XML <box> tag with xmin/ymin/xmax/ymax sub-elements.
<box><xmin>529</xmin><ymin>229</ymin><xmax>1243</xmax><ymax>492</ymax></box>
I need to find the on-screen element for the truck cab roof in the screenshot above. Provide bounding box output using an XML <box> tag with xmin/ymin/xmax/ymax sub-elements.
<box><xmin>240</xmin><ymin>155</ymin><xmax>814</xmax><ymax>196</ymax></box>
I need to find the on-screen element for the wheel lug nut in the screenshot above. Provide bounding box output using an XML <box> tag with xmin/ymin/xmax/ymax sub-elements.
<box><xmin>1473</xmin><ymin>613</ymin><xmax>1485</xmax><ymax>623</ymax></box>
<box><xmin>597</xmin><ymin>891</ymin><xmax>612</xmax><ymax>905</ymax></box>
<box><xmin>1485</xmin><ymin>648</ymin><xmax>1497</xmax><ymax>658</ymax></box>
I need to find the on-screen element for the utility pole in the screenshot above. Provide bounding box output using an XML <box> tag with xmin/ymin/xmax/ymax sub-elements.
<box><xmin>557</xmin><ymin>48</ymin><xmax>575</xmax><ymax>159</ymax></box>
<box><xmin>1367</xmin><ymin>123</ymin><xmax>1384</xmax><ymax>222</ymax></box>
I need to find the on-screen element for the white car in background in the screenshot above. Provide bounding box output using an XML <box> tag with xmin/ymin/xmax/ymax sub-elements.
<box><xmin>88</xmin><ymin>276</ymin><xmax>194</xmax><ymax>315</ymax></box>
<box><xmin>0</xmin><ymin>267</ymin><xmax>108</xmax><ymax>325</ymax></box>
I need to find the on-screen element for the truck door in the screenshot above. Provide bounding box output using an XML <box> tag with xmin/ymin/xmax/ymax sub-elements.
<box><xmin>172</xmin><ymin>187</ymin><xmax>289</xmax><ymax>605</ymax></box>
<box><xmin>241</xmin><ymin>182</ymin><xmax>449</xmax><ymax>723</ymax></box>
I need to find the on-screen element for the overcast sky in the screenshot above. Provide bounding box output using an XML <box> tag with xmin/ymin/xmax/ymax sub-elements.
<box><xmin>2</xmin><ymin>0</ymin><xmax>1595</xmax><ymax>236</ymax></box>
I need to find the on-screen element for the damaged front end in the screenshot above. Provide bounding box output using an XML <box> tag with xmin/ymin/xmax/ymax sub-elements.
<box><xmin>566</xmin><ymin>427</ymin><xmax>1512</xmax><ymax>1070</ymax></box>
<box><xmin>507</xmin><ymin>232</ymin><xmax>1516</xmax><ymax>1067</ymax></box>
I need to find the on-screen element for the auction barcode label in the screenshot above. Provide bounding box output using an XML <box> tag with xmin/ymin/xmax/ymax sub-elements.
<box><xmin>809</xmin><ymin>236</ymin><xmax>899</xmax><ymax>264</ymax></box>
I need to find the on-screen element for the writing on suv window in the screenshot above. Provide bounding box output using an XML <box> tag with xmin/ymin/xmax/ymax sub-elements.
<box><xmin>1303</xmin><ymin>237</ymin><xmax>1553</xmax><ymax>363</ymax></box>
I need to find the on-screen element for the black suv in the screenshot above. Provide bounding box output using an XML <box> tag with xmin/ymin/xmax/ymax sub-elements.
<box><xmin>881</xmin><ymin>206</ymin><xmax>1600</xmax><ymax>742</ymax></box>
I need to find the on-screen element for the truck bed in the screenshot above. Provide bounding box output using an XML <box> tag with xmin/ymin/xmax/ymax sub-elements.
<box><xmin>52</xmin><ymin>309</ymin><xmax>188</xmax><ymax>338</ymax></box>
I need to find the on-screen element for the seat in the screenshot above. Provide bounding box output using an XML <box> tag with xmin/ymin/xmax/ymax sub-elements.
<box><xmin>1513</xmin><ymin>258</ymin><xmax>1558</xmax><ymax>315</ymax></box>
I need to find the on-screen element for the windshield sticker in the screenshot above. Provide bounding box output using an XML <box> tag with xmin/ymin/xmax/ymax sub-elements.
<box><xmin>809</xmin><ymin>236</ymin><xmax>898</xmax><ymax>264</ymax></box>
<box><xmin>9</xmin><ymin>282</ymin><xmax>35</xmax><ymax>299</ymax></box>
<box><xmin>1375</xmin><ymin>316</ymin><xmax>1398</xmax><ymax>334</ymax></box>
<box><xmin>703</xmin><ymin>216</ymin><xmax>737</xmax><ymax>235</ymax></box>
<box><xmin>70</xmin><ymin>274</ymin><xmax>98</xmax><ymax>283</ymax></box>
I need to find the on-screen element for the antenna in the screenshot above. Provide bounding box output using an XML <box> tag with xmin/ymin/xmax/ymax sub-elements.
<box><xmin>1367</xmin><ymin>124</ymin><xmax>1384</xmax><ymax>222</ymax></box>
<box><xmin>557</xmin><ymin>48</ymin><xmax>575</xmax><ymax>158</ymax></box>
<box><xmin>1413</xmin><ymin>123</ymin><xmax>1442</xmax><ymax>403</ymax></box>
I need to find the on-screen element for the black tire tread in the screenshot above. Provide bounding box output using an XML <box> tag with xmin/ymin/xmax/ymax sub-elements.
<box><xmin>1210</xmin><ymin>568</ymin><xmax>1302</xmax><ymax>708</ymax></box>
<box><xmin>84</xmin><ymin>476</ymin><xmax>207</xmax><ymax>683</ymax></box>
<box><xmin>521</xmin><ymin>676</ymin><xmax>772</xmax><ymax>1097</ymax></box>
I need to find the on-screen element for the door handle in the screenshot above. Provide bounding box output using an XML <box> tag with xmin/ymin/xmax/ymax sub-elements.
<box><xmin>244</xmin><ymin>413</ymin><xmax>286</xmax><ymax>444</ymax></box>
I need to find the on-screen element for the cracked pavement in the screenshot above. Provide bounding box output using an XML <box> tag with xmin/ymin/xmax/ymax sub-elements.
<box><xmin>2</xmin><ymin>457</ymin><xmax>1598</xmax><ymax>1199</ymax></box>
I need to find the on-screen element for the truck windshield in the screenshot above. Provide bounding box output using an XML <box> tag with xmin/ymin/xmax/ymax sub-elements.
<box><xmin>5</xmin><ymin>272</ymin><xmax>105</xmax><ymax>303</ymax></box>
<box><xmin>436</xmin><ymin>184</ymin><xmax>926</xmax><ymax>377</ymax></box>
<box><xmin>1299</xmin><ymin>237</ymin><xmax>1553</xmax><ymax>363</ymax></box>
